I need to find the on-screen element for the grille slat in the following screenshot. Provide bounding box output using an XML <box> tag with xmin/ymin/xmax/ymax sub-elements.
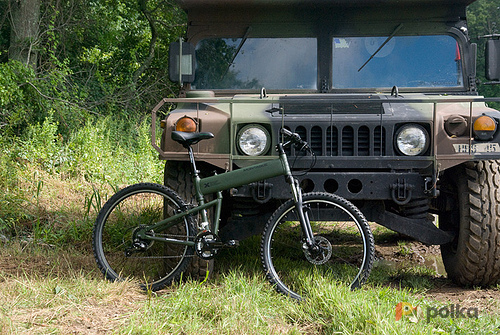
<box><xmin>374</xmin><ymin>126</ymin><xmax>385</xmax><ymax>156</ymax></box>
<box><xmin>311</xmin><ymin>126</ymin><xmax>322</xmax><ymax>156</ymax></box>
<box><xmin>326</xmin><ymin>126</ymin><xmax>338</xmax><ymax>156</ymax></box>
<box><xmin>358</xmin><ymin>126</ymin><xmax>370</xmax><ymax>156</ymax></box>
<box><xmin>294</xmin><ymin>126</ymin><xmax>307</xmax><ymax>156</ymax></box>
<box><xmin>342</xmin><ymin>126</ymin><xmax>354</xmax><ymax>156</ymax></box>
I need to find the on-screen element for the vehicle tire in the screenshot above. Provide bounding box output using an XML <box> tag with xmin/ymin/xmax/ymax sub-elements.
<box><xmin>261</xmin><ymin>192</ymin><xmax>375</xmax><ymax>300</ymax></box>
<box><xmin>92</xmin><ymin>183</ymin><xmax>195</xmax><ymax>291</ymax></box>
<box><xmin>165</xmin><ymin>161</ymin><xmax>214</xmax><ymax>279</ymax></box>
<box><xmin>440</xmin><ymin>161</ymin><xmax>500</xmax><ymax>286</ymax></box>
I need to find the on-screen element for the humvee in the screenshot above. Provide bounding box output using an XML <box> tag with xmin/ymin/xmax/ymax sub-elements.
<box><xmin>152</xmin><ymin>0</ymin><xmax>500</xmax><ymax>286</ymax></box>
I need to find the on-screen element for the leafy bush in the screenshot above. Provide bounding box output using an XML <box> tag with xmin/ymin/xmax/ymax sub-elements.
<box><xmin>0</xmin><ymin>61</ymin><xmax>38</xmax><ymax>135</ymax></box>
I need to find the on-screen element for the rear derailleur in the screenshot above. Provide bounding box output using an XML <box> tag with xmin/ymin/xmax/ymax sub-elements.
<box><xmin>124</xmin><ymin>226</ymin><xmax>154</xmax><ymax>257</ymax></box>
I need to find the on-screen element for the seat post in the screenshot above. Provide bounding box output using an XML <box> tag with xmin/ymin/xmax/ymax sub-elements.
<box><xmin>186</xmin><ymin>144</ymin><xmax>210</xmax><ymax>228</ymax></box>
<box><xmin>187</xmin><ymin>145</ymin><xmax>200</xmax><ymax>178</ymax></box>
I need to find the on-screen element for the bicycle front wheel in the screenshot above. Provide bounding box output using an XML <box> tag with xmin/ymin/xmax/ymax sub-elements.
<box><xmin>261</xmin><ymin>192</ymin><xmax>374</xmax><ymax>300</ymax></box>
<box><xmin>92</xmin><ymin>183</ymin><xmax>195</xmax><ymax>291</ymax></box>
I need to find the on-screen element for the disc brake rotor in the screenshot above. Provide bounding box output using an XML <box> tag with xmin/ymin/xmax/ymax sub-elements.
<box><xmin>304</xmin><ymin>236</ymin><xmax>332</xmax><ymax>265</ymax></box>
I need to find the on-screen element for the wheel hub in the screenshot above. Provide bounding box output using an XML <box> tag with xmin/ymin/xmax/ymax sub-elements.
<box><xmin>124</xmin><ymin>226</ymin><xmax>155</xmax><ymax>257</ymax></box>
<box><xmin>304</xmin><ymin>236</ymin><xmax>332</xmax><ymax>265</ymax></box>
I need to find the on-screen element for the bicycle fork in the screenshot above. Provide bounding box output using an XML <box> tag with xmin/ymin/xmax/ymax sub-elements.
<box><xmin>277</xmin><ymin>142</ymin><xmax>317</xmax><ymax>250</ymax></box>
<box><xmin>289</xmin><ymin>178</ymin><xmax>317</xmax><ymax>250</ymax></box>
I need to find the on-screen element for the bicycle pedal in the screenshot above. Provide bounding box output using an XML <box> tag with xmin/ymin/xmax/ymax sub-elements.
<box><xmin>224</xmin><ymin>240</ymin><xmax>239</xmax><ymax>248</ymax></box>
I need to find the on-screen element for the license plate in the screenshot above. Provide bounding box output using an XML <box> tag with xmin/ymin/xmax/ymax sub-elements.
<box><xmin>453</xmin><ymin>143</ymin><xmax>500</xmax><ymax>153</ymax></box>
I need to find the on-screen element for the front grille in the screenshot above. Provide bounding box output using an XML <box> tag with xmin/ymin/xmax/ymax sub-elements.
<box><xmin>288</xmin><ymin>125</ymin><xmax>387</xmax><ymax>157</ymax></box>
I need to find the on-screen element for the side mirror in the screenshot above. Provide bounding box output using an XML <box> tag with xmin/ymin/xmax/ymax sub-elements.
<box><xmin>169</xmin><ymin>40</ymin><xmax>196</xmax><ymax>84</ymax></box>
<box><xmin>485</xmin><ymin>38</ymin><xmax>500</xmax><ymax>81</ymax></box>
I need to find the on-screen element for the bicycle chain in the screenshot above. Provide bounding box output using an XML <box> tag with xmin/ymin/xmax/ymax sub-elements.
<box><xmin>126</xmin><ymin>232</ymin><xmax>197</xmax><ymax>259</ymax></box>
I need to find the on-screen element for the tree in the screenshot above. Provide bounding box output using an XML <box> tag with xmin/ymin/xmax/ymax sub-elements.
<box><xmin>0</xmin><ymin>0</ymin><xmax>186</xmax><ymax>136</ymax></box>
<box><xmin>8</xmin><ymin>0</ymin><xmax>41</xmax><ymax>69</ymax></box>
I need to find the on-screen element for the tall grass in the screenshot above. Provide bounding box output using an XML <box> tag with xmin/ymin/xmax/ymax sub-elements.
<box><xmin>0</xmin><ymin>114</ymin><xmax>163</xmax><ymax>246</ymax></box>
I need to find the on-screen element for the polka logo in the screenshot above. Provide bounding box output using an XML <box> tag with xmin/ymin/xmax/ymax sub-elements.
<box><xmin>395</xmin><ymin>302</ymin><xmax>422</xmax><ymax>322</ymax></box>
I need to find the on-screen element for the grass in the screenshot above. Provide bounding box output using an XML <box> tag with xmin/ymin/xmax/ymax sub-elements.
<box><xmin>1</xmin><ymin>240</ymin><xmax>500</xmax><ymax>334</ymax></box>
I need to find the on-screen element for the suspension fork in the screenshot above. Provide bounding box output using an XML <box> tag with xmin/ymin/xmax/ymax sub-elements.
<box><xmin>290</xmin><ymin>178</ymin><xmax>316</xmax><ymax>248</ymax></box>
<box><xmin>278</xmin><ymin>143</ymin><xmax>316</xmax><ymax>248</ymax></box>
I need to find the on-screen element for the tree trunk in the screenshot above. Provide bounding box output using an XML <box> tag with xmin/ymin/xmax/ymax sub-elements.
<box><xmin>8</xmin><ymin>0</ymin><xmax>41</xmax><ymax>69</ymax></box>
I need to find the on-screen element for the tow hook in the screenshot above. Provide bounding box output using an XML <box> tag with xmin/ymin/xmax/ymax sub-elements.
<box><xmin>390</xmin><ymin>178</ymin><xmax>414</xmax><ymax>205</ymax></box>
<box><xmin>250</xmin><ymin>180</ymin><xmax>273</xmax><ymax>204</ymax></box>
<box><xmin>424</xmin><ymin>176</ymin><xmax>440</xmax><ymax>197</ymax></box>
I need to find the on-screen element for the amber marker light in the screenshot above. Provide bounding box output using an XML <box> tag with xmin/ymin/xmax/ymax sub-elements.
<box><xmin>175</xmin><ymin>116</ymin><xmax>197</xmax><ymax>132</ymax></box>
<box><xmin>473</xmin><ymin>115</ymin><xmax>497</xmax><ymax>140</ymax></box>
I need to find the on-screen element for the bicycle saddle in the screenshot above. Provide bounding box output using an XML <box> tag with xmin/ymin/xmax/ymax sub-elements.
<box><xmin>171</xmin><ymin>131</ymin><xmax>214</xmax><ymax>148</ymax></box>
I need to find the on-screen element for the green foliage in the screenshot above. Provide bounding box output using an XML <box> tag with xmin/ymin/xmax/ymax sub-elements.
<box><xmin>0</xmin><ymin>0</ymin><xmax>186</xmax><ymax>138</ymax></box>
<box><xmin>19</xmin><ymin>113</ymin><xmax>67</xmax><ymax>172</ymax></box>
<box><xmin>65</xmin><ymin>115</ymin><xmax>163</xmax><ymax>184</ymax></box>
<box><xmin>0</xmin><ymin>60</ymin><xmax>89</xmax><ymax>138</ymax></box>
<box><xmin>467</xmin><ymin>0</ymin><xmax>500</xmax><ymax>98</ymax></box>
<box><xmin>12</xmin><ymin>114</ymin><xmax>163</xmax><ymax>184</ymax></box>
<box><xmin>43</xmin><ymin>0</ymin><xmax>185</xmax><ymax>115</ymax></box>
<box><xmin>0</xmin><ymin>61</ymin><xmax>37</xmax><ymax>134</ymax></box>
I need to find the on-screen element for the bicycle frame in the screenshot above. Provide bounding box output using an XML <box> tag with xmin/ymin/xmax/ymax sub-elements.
<box><xmin>135</xmin><ymin>143</ymin><xmax>294</xmax><ymax>247</ymax></box>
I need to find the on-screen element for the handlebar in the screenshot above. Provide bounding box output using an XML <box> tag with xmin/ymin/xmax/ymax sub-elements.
<box><xmin>279</xmin><ymin>128</ymin><xmax>316</xmax><ymax>171</ymax></box>
<box><xmin>280</xmin><ymin>128</ymin><xmax>309</xmax><ymax>149</ymax></box>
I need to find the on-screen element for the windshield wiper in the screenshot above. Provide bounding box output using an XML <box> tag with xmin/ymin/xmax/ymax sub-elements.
<box><xmin>357</xmin><ymin>23</ymin><xmax>404</xmax><ymax>72</ymax></box>
<box><xmin>221</xmin><ymin>26</ymin><xmax>252</xmax><ymax>79</ymax></box>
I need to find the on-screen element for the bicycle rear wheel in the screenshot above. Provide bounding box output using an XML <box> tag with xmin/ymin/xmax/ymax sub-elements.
<box><xmin>92</xmin><ymin>183</ymin><xmax>195</xmax><ymax>291</ymax></box>
<box><xmin>261</xmin><ymin>192</ymin><xmax>374</xmax><ymax>300</ymax></box>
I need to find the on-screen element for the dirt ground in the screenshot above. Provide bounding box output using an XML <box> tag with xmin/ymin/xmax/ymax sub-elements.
<box><xmin>375</xmin><ymin>238</ymin><xmax>500</xmax><ymax>314</ymax></box>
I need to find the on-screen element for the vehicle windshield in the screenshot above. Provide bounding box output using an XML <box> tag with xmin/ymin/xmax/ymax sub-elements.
<box><xmin>192</xmin><ymin>35</ymin><xmax>463</xmax><ymax>90</ymax></box>
<box><xmin>193</xmin><ymin>38</ymin><xmax>318</xmax><ymax>90</ymax></box>
<box><xmin>333</xmin><ymin>35</ymin><xmax>463</xmax><ymax>89</ymax></box>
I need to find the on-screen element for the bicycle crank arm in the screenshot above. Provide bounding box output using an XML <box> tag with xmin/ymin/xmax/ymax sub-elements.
<box><xmin>205</xmin><ymin>239</ymin><xmax>240</xmax><ymax>249</ymax></box>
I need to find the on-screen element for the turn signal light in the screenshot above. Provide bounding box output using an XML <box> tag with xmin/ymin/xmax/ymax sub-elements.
<box><xmin>473</xmin><ymin>115</ymin><xmax>497</xmax><ymax>140</ymax></box>
<box><xmin>175</xmin><ymin>116</ymin><xmax>197</xmax><ymax>132</ymax></box>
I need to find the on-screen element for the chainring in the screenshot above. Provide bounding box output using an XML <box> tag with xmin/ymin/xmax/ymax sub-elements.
<box><xmin>194</xmin><ymin>231</ymin><xmax>221</xmax><ymax>260</ymax></box>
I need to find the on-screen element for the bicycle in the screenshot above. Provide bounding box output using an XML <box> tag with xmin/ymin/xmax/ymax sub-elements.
<box><xmin>92</xmin><ymin>128</ymin><xmax>375</xmax><ymax>300</ymax></box>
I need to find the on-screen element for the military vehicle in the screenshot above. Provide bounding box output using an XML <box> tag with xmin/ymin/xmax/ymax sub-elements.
<box><xmin>152</xmin><ymin>0</ymin><xmax>500</xmax><ymax>286</ymax></box>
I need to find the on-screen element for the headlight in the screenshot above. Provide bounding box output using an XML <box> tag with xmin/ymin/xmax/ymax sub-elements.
<box><xmin>237</xmin><ymin>125</ymin><xmax>270</xmax><ymax>156</ymax></box>
<box><xmin>395</xmin><ymin>124</ymin><xmax>429</xmax><ymax>156</ymax></box>
<box><xmin>473</xmin><ymin>115</ymin><xmax>497</xmax><ymax>140</ymax></box>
